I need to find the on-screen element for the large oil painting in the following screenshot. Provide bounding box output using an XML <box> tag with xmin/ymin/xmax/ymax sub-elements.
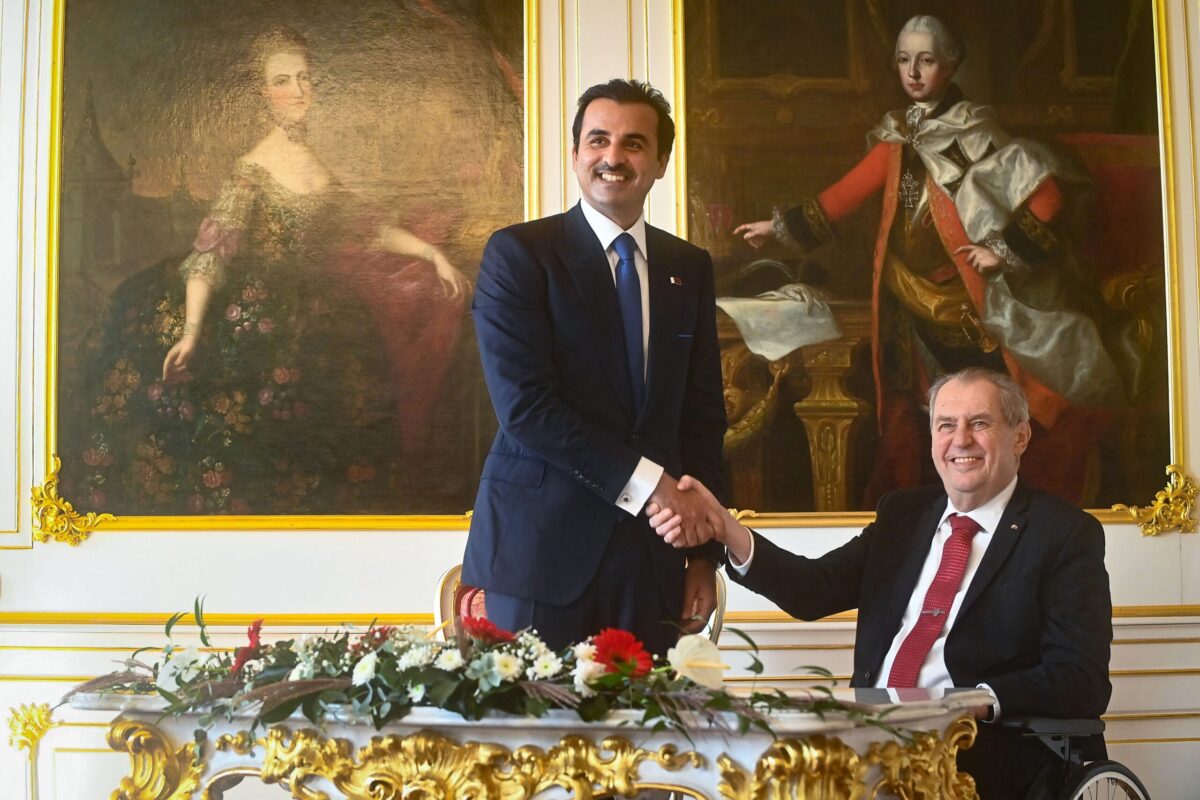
<box><xmin>683</xmin><ymin>0</ymin><xmax>1171</xmax><ymax>514</ymax></box>
<box><xmin>54</xmin><ymin>0</ymin><xmax>524</xmax><ymax>518</ymax></box>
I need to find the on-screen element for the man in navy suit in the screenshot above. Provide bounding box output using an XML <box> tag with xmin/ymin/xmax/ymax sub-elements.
<box><xmin>649</xmin><ymin>367</ymin><xmax>1112</xmax><ymax>799</ymax></box>
<box><xmin>462</xmin><ymin>79</ymin><xmax>727</xmax><ymax>656</ymax></box>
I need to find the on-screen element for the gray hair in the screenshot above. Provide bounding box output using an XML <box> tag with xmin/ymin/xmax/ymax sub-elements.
<box><xmin>897</xmin><ymin>15</ymin><xmax>965</xmax><ymax>69</ymax></box>
<box><xmin>927</xmin><ymin>368</ymin><xmax>1030</xmax><ymax>428</ymax></box>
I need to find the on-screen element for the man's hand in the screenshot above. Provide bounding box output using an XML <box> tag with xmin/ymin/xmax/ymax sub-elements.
<box><xmin>646</xmin><ymin>472</ymin><xmax>719</xmax><ymax>548</ymax></box>
<box><xmin>731</xmin><ymin>219</ymin><xmax>775</xmax><ymax>249</ymax></box>
<box><xmin>648</xmin><ymin>475</ymin><xmax>753</xmax><ymax>564</ymax></box>
<box><xmin>954</xmin><ymin>244</ymin><xmax>1003</xmax><ymax>274</ymax></box>
<box><xmin>679</xmin><ymin>558</ymin><xmax>717</xmax><ymax>634</ymax></box>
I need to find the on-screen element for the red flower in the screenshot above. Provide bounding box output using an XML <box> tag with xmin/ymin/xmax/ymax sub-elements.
<box><xmin>459</xmin><ymin>615</ymin><xmax>515</xmax><ymax>643</ymax></box>
<box><xmin>246</xmin><ymin>619</ymin><xmax>263</xmax><ymax>649</ymax></box>
<box><xmin>231</xmin><ymin>619</ymin><xmax>264</xmax><ymax>675</ymax></box>
<box><xmin>593</xmin><ymin>628</ymin><xmax>652</xmax><ymax>678</ymax></box>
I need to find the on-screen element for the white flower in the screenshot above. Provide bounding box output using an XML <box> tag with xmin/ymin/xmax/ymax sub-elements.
<box><xmin>573</xmin><ymin>642</ymin><xmax>596</xmax><ymax>661</ymax></box>
<box><xmin>435</xmin><ymin>650</ymin><xmax>465</xmax><ymax>671</ymax></box>
<box><xmin>666</xmin><ymin>634</ymin><xmax>727</xmax><ymax>690</ymax></box>
<box><xmin>397</xmin><ymin>644</ymin><xmax>435</xmax><ymax>670</ymax></box>
<box><xmin>493</xmin><ymin>653</ymin><xmax>524</xmax><ymax>682</ymax></box>
<box><xmin>156</xmin><ymin>646</ymin><xmax>202</xmax><ymax>693</ymax></box>
<box><xmin>352</xmin><ymin>652</ymin><xmax>379</xmax><ymax>686</ymax></box>
<box><xmin>408</xmin><ymin>684</ymin><xmax>426</xmax><ymax>703</ymax></box>
<box><xmin>572</xmin><ymin>657</ymin><xmax>606</xmax><ymax>698</ymax></box>
<box><xmin>526</xmin><ymin>652</ymin><xmax>564</xmax><ymax>680</ymax></box>
<box><xmin>288</xmin><ymin>661</ymin><xmax>315</xmax><ymax>681</ymax></box>
<box><xmin>517</xmin><ymin>631</ymin><xmax>549</xmax><ymax>658</ymax></box>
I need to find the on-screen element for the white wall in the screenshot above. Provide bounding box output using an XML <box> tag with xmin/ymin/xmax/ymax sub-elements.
<box><xmin>1</xmin><ymin>1</ymin><xmax>1198</xmax><ymax>798</ymax></box>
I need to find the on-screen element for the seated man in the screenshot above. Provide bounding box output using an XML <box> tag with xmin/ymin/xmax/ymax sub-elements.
<box><xmin>649</xmin><ymin>367</ymin><xmax>1112</xmax><ymax>799</ymax></box>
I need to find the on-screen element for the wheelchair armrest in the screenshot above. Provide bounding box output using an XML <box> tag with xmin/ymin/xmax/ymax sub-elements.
<box><xmin>1000</xmin><ymin>717</ymin><xmax>1107</xmax><ymax>765</ymax></box>
<box><xmin>1000</xmin><ymin>716</ymin><xmax>1105</xmax><ymax>737</ymax></box>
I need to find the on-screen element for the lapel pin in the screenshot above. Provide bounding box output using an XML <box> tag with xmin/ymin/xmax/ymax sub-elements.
<box><xmin>1010</xmin><ymin>523</ymin><xmax>1019</xmax><ymax>530</ymax></box>
<box><xmin>670</xmin><ymin>276</ymin><xmax>683</xmax><ymax>286</ymax></box>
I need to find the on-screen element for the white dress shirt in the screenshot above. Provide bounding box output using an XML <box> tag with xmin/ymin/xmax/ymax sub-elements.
<box><xmin>578</xmin><ymin>199</ymin><xmax>663</xmax><ymax>515</ymax></box>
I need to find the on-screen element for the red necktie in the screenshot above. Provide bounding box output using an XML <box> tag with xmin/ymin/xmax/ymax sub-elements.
<box><xmin>886</xmin><ymin>513</ymin><xmax>982</xmax><ymax>688</ymax></box>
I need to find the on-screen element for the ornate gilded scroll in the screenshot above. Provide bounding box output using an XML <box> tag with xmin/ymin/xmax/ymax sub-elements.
<box><xmin>7</xmin><ymin>703</ymin><xmax>59</xmax><ymax>757</ymax></box>
<box><xmin>107</xmin><ymin>719</ymin><xmax>205</xmax><ymax>800</ymax></box>
<box><xmin>1112</xmin><ymin>464</ymin><xmax>1197</xmax><ymax>536</ymax></box>
<box><xmin>717</xmin><ymin>716</ymin><xmax>978</xmax><ymax>800</ymax></box>
<box><xmin>31</xmin><ymin>455</ymin><xmax>115</xmax><ymax>545</ymax></box>
<box><xmin>219</xmin><ymin>725</ymin><xmax>705</xmax><ymax>799</ymax></box>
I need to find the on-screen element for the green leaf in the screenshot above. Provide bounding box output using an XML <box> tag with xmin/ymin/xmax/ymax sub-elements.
<box><xmin>576</xmin><ymin>695</ymin><xmax>610</xmax><ymax>722</ymax></box>
<box><xmin>724</xmin><ymin>626</ymin><xmax>760</xmax><ymax>652</ymax></box>
<box><xmin>259</xmin><ymin>696</ymin><xmax>303</xmax><ymax>724</ymax></box>
<box><xmin>193</xmin><ymin>596</ymin><xmax>211</xmax><ymax>647</ymax></box>
<box><xmin>164</xmin><ymin>611</ymin><xmax>188</xmax><ymax>639</ymax></box>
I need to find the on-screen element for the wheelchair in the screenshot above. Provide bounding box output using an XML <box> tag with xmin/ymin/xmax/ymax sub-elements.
<box><xmin>1002</xmin><ymin>717</ymin><xmax>1150</xmax><ymax>799</ymax></box>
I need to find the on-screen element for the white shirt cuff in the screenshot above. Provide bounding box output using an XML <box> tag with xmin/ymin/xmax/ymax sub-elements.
<box><xmin>615</xmin><ymin>458</ymin><xmax>663</xmax><ymax>515</ymax></box>
<box><xmin>727</xmin><ymin>530</ymin><xmax>756</xmax><ymax>575</ymax></box>
<box><xmin>976</xmin><ymin>683</ymin><xmax>1001</xmax><ymax>722</ymax></box>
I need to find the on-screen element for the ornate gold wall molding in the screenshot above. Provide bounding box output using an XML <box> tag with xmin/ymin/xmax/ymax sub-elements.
<box><xmin>7</xmin><ymin>702</ymin><xmax>59</xmax><ymax>758</ymax></box>
<box><xmin>1111</xmin><ymin>464</ymin><xmax>1197</xmax><ymax>536</ymax></box>
<box><xmin>30</xmin><ymin>455</ymin><xmax>114</xmax><ymax>545</ymax></box>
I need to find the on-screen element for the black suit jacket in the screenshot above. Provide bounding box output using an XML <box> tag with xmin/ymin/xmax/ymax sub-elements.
<box><xmin>464</xmin><ymin>203</ymin><xmax>727</xmax><ymax>606</ymax></box>
<box><xmin>732</xmin><ymin>482</ymin><xmax>1112</xmax><ymax>719</ymax></box>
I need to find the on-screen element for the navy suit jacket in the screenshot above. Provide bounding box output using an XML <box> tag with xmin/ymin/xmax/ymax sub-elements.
<box><xmin>732</xmin><ymin>482</ymin><xmax>1112</xmax><ymax>719</ymax></box>
<box><xmin>464</xmin><ymin>203</ymin><xmax>727</xmax><ymax>606</ymax></box>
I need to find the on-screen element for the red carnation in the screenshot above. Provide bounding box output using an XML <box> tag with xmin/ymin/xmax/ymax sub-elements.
<box><xmin>459</xmin><ymin>615</ymin><xmax>515</xmax><ymax>644</ymax></box>
<box><xmin>593</xmin><ymin>628</ymin><xmax>652</xmax><ymax>678</ymax></box>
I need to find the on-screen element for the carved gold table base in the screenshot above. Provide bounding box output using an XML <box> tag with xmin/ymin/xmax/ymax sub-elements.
<box><xmin>104</xmin><ymin>715</ymin><xmax>979</xmax><ymax>800</ymax></box>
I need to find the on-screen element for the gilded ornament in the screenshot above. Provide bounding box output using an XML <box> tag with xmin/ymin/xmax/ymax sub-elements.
<box><xmin>107</xmin><ymin>719</ymin><xmax>205</xmax><ymax>800</ymax></box>
<box><xmin>717</xmin><ymin>717</ymin><xmax>978</xmax><ymax>800</ymax></box>
<box><xmin>215</xmin><ymin>726</ymin><xmax>704</xmax><ymax>800</ymax></box>
<box><xmin>31</xmin><ymin>455</ymin><xmax>115</xmax><ymax>545</ymax></box>
<box><xmin>7</xmin><ymin>703</ymin><xmax>59</xmax><ymax>755</ymax></box>
<box><xmin>1112</xmin><ymin>464</ymin><xmax>1197</xmax><ymax>536</ymax></box>
<box><xmin>866</xmin><ymin>716</ymin><xmax>978</xmax><ymax>799</ymax></box>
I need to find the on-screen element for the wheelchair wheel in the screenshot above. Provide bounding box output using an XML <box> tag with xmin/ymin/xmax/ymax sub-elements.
<box><xmin>1059</xmin><ymin>760</ymin><xmax>1149</xmax><ymax>799</ymax></box>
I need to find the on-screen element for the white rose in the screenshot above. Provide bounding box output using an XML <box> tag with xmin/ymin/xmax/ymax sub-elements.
<box><xmin>352</xmin><ymin>651</ymin><xmax>379</xmax><ymax>686</ymax></box>
<box><xmin>572</xmin><ymin>658</ymin><xmax>606</xmax><ymax>698</ymax></box>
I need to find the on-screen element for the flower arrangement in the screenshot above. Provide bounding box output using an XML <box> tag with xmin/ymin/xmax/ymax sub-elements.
<box><xmin>64</xmin><ymin>599</ymin><xmax>873</xmax><ymax>738</ymax></box>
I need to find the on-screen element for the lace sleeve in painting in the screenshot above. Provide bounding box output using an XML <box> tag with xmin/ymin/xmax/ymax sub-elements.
<box><xmin>178</xmin><ymin>169</ymin><xmax>255</xmax><ymax>288</ymax></box>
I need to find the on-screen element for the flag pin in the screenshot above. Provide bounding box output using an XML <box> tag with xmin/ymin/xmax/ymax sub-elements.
<box><xmin>670</xmin><ymin>276</ymin><xmax>683</xmax><ymax>286</ymax></box>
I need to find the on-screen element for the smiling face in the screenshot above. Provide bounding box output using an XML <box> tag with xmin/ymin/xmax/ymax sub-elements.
<box><xmin>571</xmin><ymin>98</ymin><xmax>669</xmax><ymax>229</ymax></box>
<box><xmin>263</xmin><ymin>51</ymin><xmax>312</xmax><ymax>126</ymax></box>
<box><xmin>895</xmin><ymin>30</ymin><xmax>956</xmax><ymax>103</ymax></box>
<box><xmin>930</xmin><ymin>376</ymin><xmax>1030</xmax><ymax>511</ymax></box>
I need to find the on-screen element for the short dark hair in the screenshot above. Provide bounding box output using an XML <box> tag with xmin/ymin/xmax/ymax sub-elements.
<box><xmin>927</xmin><ymin>367</ymin><xmax>1030</xmax><ymax>428</ymax></box>
<box><xmin>571</xmin><ymin>79</ymin><xmax>675</xmax><ymax>159</ymax></box>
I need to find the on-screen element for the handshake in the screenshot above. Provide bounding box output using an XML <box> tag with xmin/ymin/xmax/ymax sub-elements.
<box><xmin>645</xmin><ymin>474</ymin><xmax>753</xmax><ymax>564</ymax></box>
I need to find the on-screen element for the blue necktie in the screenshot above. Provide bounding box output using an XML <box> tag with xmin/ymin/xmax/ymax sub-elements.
<box><xmin>612</xmin><ymin>232</ymin><xmax>645</xmax><ymax>412</ymax></box>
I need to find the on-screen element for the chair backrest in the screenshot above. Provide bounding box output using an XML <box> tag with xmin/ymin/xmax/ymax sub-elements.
<box><xmin>432</xmin><ymin>563</ymin><xmax>728</xmax><ymax>645</ymax></box>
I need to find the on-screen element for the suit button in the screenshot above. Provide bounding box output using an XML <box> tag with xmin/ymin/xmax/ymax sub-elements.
<box><xmin>863</xmin><ymin>670</ymin><xmax>872</xmax><ymax>682</ymax></box>
<box><xmin>631</xmin><ymin>434</ymin><xmax>640</xmax><ymax>444</ymax></box>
